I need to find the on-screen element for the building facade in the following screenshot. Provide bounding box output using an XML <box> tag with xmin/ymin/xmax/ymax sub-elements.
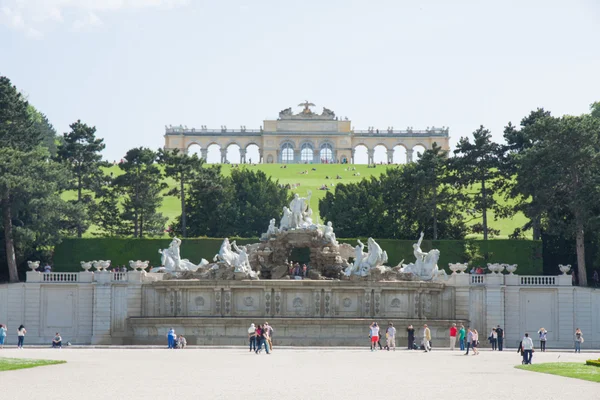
<box><xmin>164</xmin><ymin>101</ymin><xmax>450</xmax><ymax>164</ymax></box>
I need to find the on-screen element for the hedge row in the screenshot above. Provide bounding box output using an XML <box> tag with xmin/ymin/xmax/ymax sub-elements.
<box><xmin>52</xmin><ymin>238</ymin><xmax>543</xmax><ymax>275</ymax></box>
<box><xmin>585</xmin><ymin>359</ymin><xmax>600</xmax><ymax>367</ymax></box>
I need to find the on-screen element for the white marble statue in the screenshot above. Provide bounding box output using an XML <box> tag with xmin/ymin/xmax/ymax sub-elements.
<box><xmin>214</xmin><ymin>238</ymin><xmax>236</xmax><ymax>265</ymax></box>
<box><xmin>344</xmin><ymin>238</ymin><xmax>388</xmax><ymax>276</ymax></box>
<box><xmin>266</xmin><ymin>218</ymin><xmax>278</xmax><ymax>236</ymax></box>
<box><xmin>213</xmin><ymin>239</ymin><xmax>256</xmax><ymax>277</ymax></box>
<box><xmin>289</xmin><ymin>191</ymin><xmax>312</xmax><ymax>229</ymax></box>
<box><xmin>152</xmin><ymin>237</ymin><xmax>208</xmax><ymax>273</ymax></box>
<box><xmin>280</xmin><ymin>207</ymin><xmax>292</xmax><ymax>230</ymax></box>
<box><xmin>322</xmin><ymin>221</ymin><xmax>338</xmax><ymax>245</ymax></box>
<box><xmin>400</xmin><ymin>232</ymin><xmax>446</xmax><ymax>281</ymax></box>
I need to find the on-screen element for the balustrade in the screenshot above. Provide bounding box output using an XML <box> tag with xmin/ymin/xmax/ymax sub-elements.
<box><xmin>520</xmin><ymin>276</ymin><xmax>556</xmax><ymax>286</ymax></box>
<box><xmin>42</xmin><ymin>272</ymin><xmax>78</xmax><ymax>283</ymax></box>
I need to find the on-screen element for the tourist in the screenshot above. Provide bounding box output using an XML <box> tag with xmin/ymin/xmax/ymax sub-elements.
<box><xmin>496</xmin><ymin>325</ymin><xmax>504</xmax><ymax>351</ymax></box>
<box><xmin>177</xmin><ymin>335</ymin><xmax>187</xmax><ymax>349</ymax></box>
<box><xmin>17</xmin><ymin>325</ymin><xmax>26</xmax><ymax>349</ymax></box>
<box><xmin>369</xmin><ymin>322</ymin><xmax>380</xmax><ymax>352</ymax></box>
<box><xmin>465</xmin><ymin>328</ymin><xmax>473</xmax><ymax>355</ymax></box>
<box><xmin>44</xmin><ymin>263</ymin><xmax>52</xmax><ymax>273</ymax></box>
<box><xmin>538</xmin><ymin>328</ymin><xmax>547</xmax><ymax>352</ymax></box>
<box><xmin>248</xmin><ymin>323</ymin><xmax>257</xmax><ymax>352</ymax></box>
<box><xmin>385</xmin><ymin>322</ymin><xmax>396</xmax><ymax>351</ymax></box>
<box><xmin>257</xmin><ymin>325</ymin><xmax>270</xmax><ymax>354</ymax></box>
<box><xmin>264</xmin><ymin>322</ymin><xmax>274</xmax><ymax>351</ymax></box>
<box><xmin>521</xmin><ymin>333</ymin><xmax>534</xmax><ymax>364</ymax></box>
<box><xmin>302</xmin><ymin>264</ymin><xmax>307</xmax><ymax>278</ymax></box>
<box><xmin>471</xmin><ymin>329</ymin><xmax>479</xmax><ymax>355</ymax></box>
<box><xmin>458</xmin><ymin>324</ymin><xmax>466</xmax><ymax>351</ymax></box>
<box><xmin>407</xmin><ymin>324</ymin><xmax>415</xmax><ymax>350</ymax></box>
<box><xmin>52</xmin><ymin>332</ymin><xmax>62</xmax><ymax>348</ymax></box>
<box><xmin>0</xmin><ymin>324</ymin><xmax>6</xmax><ymax>349</ymax></box>
<box><xmin>167</xmin><ymin>327</ymin><xmax>176</xmax><ymax>349</ymax></box>
<box><xmin>255</xmin><ymin>324</ymin><xmax>263</xmax><ymax>353</ymax></box>
<box><xmin>449</xmin><ymin>323</ymin><xmax>457</xmax><ymax>350</ymax></box>
<box><xmin>422</xmin><ymin>324</ymin><xmax>431</xmax><ymax>352</ymax></box>
<box><xmin>574</xmin><ymin>328</ymin><xmax>583</xmax><ymax>353</ymax></box>
<box><xmin>490</xmin><ymin>327</ymin><xmax>497</xmax><ymax>350</ymax></box>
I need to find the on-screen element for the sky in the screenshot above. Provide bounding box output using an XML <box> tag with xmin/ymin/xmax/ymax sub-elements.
<box><xmin>1</xmin><ymin>0</ymin><xmax>600</xmax><ymax>164</ymax></box>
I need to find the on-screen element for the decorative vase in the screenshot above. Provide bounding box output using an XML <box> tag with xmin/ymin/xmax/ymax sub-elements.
<box><xmin>449</xmin><ymin>263</ymin><xmax>461</xmax><ymax>275</ymax></box>
<box><xmin>505</xmin><ymin>264</ymin><xmax>518</xmax><ymax>275</ymax></box>
<box><xmin>27</xmin><ymin>261</ymin><xmax>40</xmax><ymax>272</ymax></box>
<box><xmin>559</xmin><ymin>264</ymin><xmax>571</xmax><ymax>275</ymax></box>
<box><xmin>100</xmin><ymin>260</ymin><xmax>111</xmax><ymax>271</ymax></box>
<box><xmin>80</xmin><ymin>261</ymin><xmax>92</xmax><ymax>272</ymax></box>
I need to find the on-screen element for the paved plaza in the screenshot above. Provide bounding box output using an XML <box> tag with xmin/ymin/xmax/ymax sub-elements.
<box><xmin>1</xmin><ymin>347</ymin><xmax>598</xmax><ymax>399</ymax></box>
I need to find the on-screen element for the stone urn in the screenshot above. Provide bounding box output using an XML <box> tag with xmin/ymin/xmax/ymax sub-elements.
<box><xmin>27</xmin><ymin>261</ymin><xmax>40</xmax><ymax>272</ymax></box>
<box><xmin>99</xmin><ymin>260</ymin><xmax>111</xmax><ymax>271</ymax></box>
<box><xmin>80</xmin><ymin>261</ymin><xmax>93</xmax><ymax>272</ymax></box>
<box><xmin>129</xmin><ymin>260</ymin><xmax>148</xmax><ymax>271</ymax></box>
<box><xmin>449</xmin><ymin>263</ymin><xmax>467</xmax><ymax>275</ymax></box>
<box><xmin>505</xmin><ymin>264</ymin><xmax>518</xmax><ymax>275</ymax></box>
<box><xmin>559</xmin><ymin>264</ymin><xmax>571</xmax><ymax>275</ymax></box>
<box><xmin>487</xmin><ymin>263</ymin><xmax>499</xmax><ymax>274</ymax></box>
<box><xmin>496</xmin><ymin>264</ymin><xmax>505</xmax><ymax>274</ymax></box>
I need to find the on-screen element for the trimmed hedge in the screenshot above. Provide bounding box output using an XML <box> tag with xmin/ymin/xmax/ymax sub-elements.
<box><xmin>585</xmin><ymin>360</ymin><xmax>600</xmax><ymax>367</ymax></box>
<box><xmin>52</xmin><ymin>237</ymin><xmax>543</xmax><ymax>275</ymax></box>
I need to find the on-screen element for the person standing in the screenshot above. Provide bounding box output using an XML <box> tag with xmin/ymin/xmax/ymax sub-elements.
<box><xmin>423</xmin><ymin>324</ymin><xmax>431</xmax><ymax>352</ymax></box>
<box><xmin>490</xmin><ymin>328</ymin><xmax>498</xmax><ymax>351</ymax></box>
<box><xmin>521</xmin><ymin>333</ymin><xmax>534</xmax><ymax>364</ymax></box>
<box><xmin>167</xmin><ymin>328</ymin><xmax>176</xmax><ymax>349</ymax></box>
<box><xmin>496</xmin><ymin>325</ymin><xmax>504</xmax><ymax>351</ymax></box>
<box><xmin>386</xmin><ymin>323</ymin><xmax>396</xmax><ymax>351</ymax></box>
<box><xmin>471</xmin><ymin>329</ymin><xmax>480</xmax><ymax>355</ymax></box>
<box><xmin>407</xmin><ymin>324</ymin><xmax>415</xmax><ymax>350</ymax></box>
<box><xmin>449</xmin><ymin>323</ymin><xmax>457</xmax><ymax>350</ymax></box>
<box><xmin>538</xmin><ymin>328</ymin><xmax>547</xmax><ymax>352</ymax></box>
<box><xmin>465</xmin><ymin>328</ymin><xmax>473</xmax><ymax>355</ymax></box>
<box><xmin>264</xmin><ymin>322</ymin><xmax>274</xmax><ymax>351</ymax></box>
<box><xmin>574</xmin><ymin>328</ymin><xmax>583</xmax><ymax>353</ymax></box>
<box><xmin>369</xmin><ymin>322</ymin><xmax>380</xmax><ymax>352</ymax></box>
<box><xmin>17</xmin><ymin>325</ymin><xmax>26</xmax><ymax>349</ymax></box>
<box><xmin>0</xmin><ymin>324</ymin><xmax>7</xmax><ymax>349</ymax></box>
<box><xmin>255</xmin><ymin>324</ymin><xmax>263</xmax><ymax>353</ymax></box>
<box><xmin>248</xmin><ymin>323</ymin><xmax>257</xmax><ymax>352</ymax></box>
<box><xmin>458</xmin><ymin>324</ymin><xmax>466</xmax><ymax>351</ymax></box>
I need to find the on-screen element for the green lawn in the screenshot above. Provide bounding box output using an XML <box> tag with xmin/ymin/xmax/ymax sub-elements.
<box><xmin>0</xmin><ymin>357</ymin><xmax>66</xmax><ymax>372</ymax></box>
<box><xmin>516</xmin><ymin>362</ymin><xmax>600</xmax><ymax>383</ymax></box>
<box><xmin>66</xmin><ymin>163</ymin><xmax>530</xmax><ymax>239</ymax></box>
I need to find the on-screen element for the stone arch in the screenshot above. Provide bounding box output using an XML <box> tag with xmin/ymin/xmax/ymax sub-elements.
<box><xmin>393</xmin><ymin>144</ymin><xmax>407</xmax><ymax>164</ymax></box>
<box><xmin>206</xmin><ymin>143</ymin><xmax>222</xmax><ymax>164</ymax></box>
<box><xmin>187</xmin><ymin>142</ymin><xmax>203</xmax><ymax>158</ymax></box>
<box><xmin>373</xmin><ymin>144</ymin><xmax>389</xmax><ymax>164</ymax></box>
<box><xmin>412</xmin><ymin>144</ymin><xmax>427</xmax><ymax>161</ymax></box>
<box><xmin>225</xmin><ymin>142</ymin><xmax>241</xmax><ymax>164</ymax></box>
<box><xmin>280</xmin><ymin>141</ymin><xmax>295</xmax><ymax>163</ymax></box>
<box><xmin>300</xmin><ymin>141</ymin><xmax>314</xmax><ymax>163</ymax></box>
<box><xmin>245</xmin><ymin>143</ymin><xmax>260</xmax><ymax>164</ymax></box>
<box><xmin>319</xmin><ymin>142</ymin><xmax>334</xmax><ymax>163</ymax></box>
<box><xmin>352</xmin><ymin>144</ymin><xmax>369</xmax><ymax>164</ymax></box>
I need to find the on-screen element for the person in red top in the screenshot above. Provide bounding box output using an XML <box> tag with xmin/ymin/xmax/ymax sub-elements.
<box><xmin>449</xmin><ymin>323</ymin><xmax>458</xmax><ymax>350</ymax></box>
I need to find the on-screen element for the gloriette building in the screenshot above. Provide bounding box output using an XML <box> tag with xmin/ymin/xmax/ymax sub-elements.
<box><xmin>164</xmin><ymin>101</ymin><xmax>450</xmax><ymax>164</ymax></box>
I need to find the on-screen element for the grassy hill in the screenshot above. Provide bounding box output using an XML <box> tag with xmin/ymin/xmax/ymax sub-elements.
<box><xmin>64</xmin><ymin>163</ymin><xmax>530</xmax><ymax>239</ymax></box>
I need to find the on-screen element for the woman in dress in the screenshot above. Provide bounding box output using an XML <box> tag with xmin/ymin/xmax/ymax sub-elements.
<box><xmin>471</xmin><ymin>329</ymin><xmax>479</xmax><ymax>355</ymax></box>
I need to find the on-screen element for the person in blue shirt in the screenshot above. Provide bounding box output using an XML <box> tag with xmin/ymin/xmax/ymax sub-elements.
<box><xmin>167</xmin><ymin>328</ymin><xmax>176</xmax><ymax>349</ymax></box>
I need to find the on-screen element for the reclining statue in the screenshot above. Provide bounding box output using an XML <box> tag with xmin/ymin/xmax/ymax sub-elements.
<box><xmin>153</xmin><ymin>237</ymin><xmax>208</xmax><ymax>273</ymax></box>
<box><xmin>400</xmin><ymin>232</ymin><xmax>446</xmax><ymax>281</ymax></box>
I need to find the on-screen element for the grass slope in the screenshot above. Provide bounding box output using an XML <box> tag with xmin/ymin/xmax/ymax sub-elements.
<box><xmin>0</xmin><ymin>357</ymin><xmax>66</xmax><ymax>372</ymax></box>
<box><xmin>516</xmin><ymin>362</ymin><xmax>600</xmax><ymax>383</ymax></box>
<box><xmin>64</xmin><ymin>163</ymin><xmax>530</xmax><ymax>239</ymax></box>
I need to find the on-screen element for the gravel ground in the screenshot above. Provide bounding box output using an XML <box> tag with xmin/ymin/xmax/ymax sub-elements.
<box><xmin>1</xmin><ymin>347</ymin><xmax>598</xmax><ymax>400</ymax></box>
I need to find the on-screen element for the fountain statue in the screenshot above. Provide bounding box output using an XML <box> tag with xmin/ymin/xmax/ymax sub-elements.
<box><xmin>151</xmin><ymin>237</ymin><xmax>208</xmax><ymax>273</ymax></box>
<box><xmin>400</xmin><ymin>232</ymin><xmax>447</xmax><ymax>281</ymax></box>
<box><xmin>344</xmin><ymin>238</ymin><xmax>388</xmax><ymax>277</ymax></box>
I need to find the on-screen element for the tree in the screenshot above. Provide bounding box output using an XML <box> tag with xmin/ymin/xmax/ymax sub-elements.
<box><xmin>516</xmin><ymin>114</ymin><xmax>600</xmax><ymax>286</ymax></box>
<box><xmin>56</xmin><ymin>120</ymin><xmax>106</xmax><ymax>237</ymax></box>
<box><xmin>158</xmin><ymin>149</ymin><xmax>204</xmax><ymax>237</ymax></box>
<box><xmin>114</xmin><ymin>148</ymin><xmax>167</xmax><ymax>238</ymax></box>
<box><xmin>0</xmin><ymin>76</ymin><xmax>40</xmax><ymax>151</ymax></box>
<box><xmin>89</xmin><ymin>177</ymin><xmax>124</xmax><ymax>237</ymax></box>
<box><xmin>450</xmin><ymin>126</ymin><xmax>504</xmax><ymax>240</ymax></box>
<box><xmin>0</xmin><ymin>147</ymin><xmax>79</xmax><ymax>282</ymax></box>
<box><xmin>28</xmin><ymin>107</ymin><xmax>61</xmax><ymax>157</ymax></box>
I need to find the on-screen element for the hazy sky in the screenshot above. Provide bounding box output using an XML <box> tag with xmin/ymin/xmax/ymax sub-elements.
<box><xmin>2</xmin><ymin>0</ymin><xmax>599</xmax><ymax>164</ymax></box>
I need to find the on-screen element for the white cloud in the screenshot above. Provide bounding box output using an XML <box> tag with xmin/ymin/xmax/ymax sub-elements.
<box><xmin>0</xmin><ymin>0</ymin><xmax>189</xmax><ymax>37</ymax></box>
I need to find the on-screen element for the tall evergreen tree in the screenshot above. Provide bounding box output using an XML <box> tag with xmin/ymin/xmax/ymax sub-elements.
<box><xmin>55</xmin><ymin>120</ymin><xmax>106</xmax><ymax>237</ymax></box>
<box><xmin>0</xmin><ymin>76</ymin><xmax>39</xmax><ymax>151</ymax></box>
<box><xmin>158</xmin><ymin>148</ymin><xmax>204</xmax><ymax>238</ymax></box>
<box><xmin>114</xmin><ymin>148</ymin><xmax>167</xmax><ymax>238</ymax></box>
<box><xmin>450</xmin><ymin>126</ymin><xmax>504</xmax><ymax>240</ymax></box>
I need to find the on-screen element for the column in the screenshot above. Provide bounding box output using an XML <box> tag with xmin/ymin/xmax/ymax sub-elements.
<box><xmin>387</xmin><ymin>152</ymin><xmax>393</xmax><ymax>164</ymax></box>
<box><xmin>407</xmin><ymin>149</ymin><xmax>414</xmax><ymax>163</ymax></box>
<box><xmin>220</xmin><ymin>148</ymin><xmax>227</xmax><ymax>164</ymax></box>
<box><xmin>223</xmin><ymin>288</ymin><xmax>232</xmax><ymax>316</ymax></box>
<box><xmin>324</xmin><ymin>289</ymin><xmax>333</xmax><ymax>317</ymax></box>
<box><xmin>373</xmin><ymin>289</ymin><xmax>382</xmax><ymax>317</ymax></box>
<box><xmin>259</xmin><ymin>149</ymin><xmax>263</xmax><ymax>164</ymax></box>
<box><xmin>239</xmin><ymin>148</ymin><xmax>246</xmax><ymax>164</ymax></box>
<box><xmin>367</xmin><ymin>149</ymin><xmax>374</xmax><ymax>165</ymax></box>
<box><xmin>351</xmin><ymin>149</ymin><xmax>356</xmax><ymax>164</ymax></box>
<box><xmin>200</xmin><ymin>148</ymin><xmax>208</xmax><ymax>160</ymax></box>
<box><xmin>363</xmin><ymin>288</ymin><xmax>372</xmax><ymax>317</ymax></box>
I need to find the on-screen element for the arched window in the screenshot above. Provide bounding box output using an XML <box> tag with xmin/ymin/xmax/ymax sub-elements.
<box><xmin>300</xmin><ymin>143</ymin><xmax>314</xmax><ymax>163</ymax></box>
<box><xmin>320</xmin><ymin>143</ymin><xmax>334</xmax><ymax>163</ymax></box>
<box><xmin>281</xmin><ymin>143</ymin><xmax>294</xmax><ymax>163</ymax></box>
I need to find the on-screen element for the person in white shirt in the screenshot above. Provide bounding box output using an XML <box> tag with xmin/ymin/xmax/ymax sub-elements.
<box><xmin>521</xmin><ymin>333</ymin><xmax>534</xmax><ymax>364</ymax></box>
<box><xmin>385</xmin><ymin>322</ymin><xmax>396</xmax><ymax>351</ymax></box>
<box><xmin>369</xmin><ymin>322</ymin><xmax>380</xmax><ymax>352</ymax></box>
<box><xmin>17</xmin><ymin>325</ymin><xmax>26</xmax><ymax>349</ymax></box>
<box><xmin>248</xmin><ymin>323</ymin><xmax>257</xmax><ymax>352</ymax></box>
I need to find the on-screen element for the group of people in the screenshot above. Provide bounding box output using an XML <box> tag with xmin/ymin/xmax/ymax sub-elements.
<box><xmin>288</xmin><ymin>262</ymin><xmax>308</xmax><ymax>278</ymax></box>
<box><xmin>166</xmin><ymin>328</ymin><xmax>187</xmax><ymax>349</ymax></box>
<box><xmin>368</xmin><ymin>322</ymin><xmax>397</xmax><ymax>351</ymax></box>
<box><xmin>248</xmin><ymin>322</ymin><xmax>273</xmax><ymax>354</ymax></box>
<box><xmin>0</xmin><ymin>324</ymin><xmax>27</xmax><ymax>349</ymax></box>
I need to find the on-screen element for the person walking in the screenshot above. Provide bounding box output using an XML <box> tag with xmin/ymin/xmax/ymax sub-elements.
<box><xmin>386</xmin><ymin>322</ymin><xmax>396</xmax><ymax>351</ymax></box>
<box><xmin>423</xmin><ymin>324</ymin><xmax>431</xmax><ymax>352</ymax></box>
<box><xmin>264</xmin><ymin>322</ymin><xmax>274</xmax><ymax>351</ymax></box>
<box><xmin>490</xmin><ymin>328</ymin><xmax>497</xmax><ymax>351</ymax></box>
<box><xmin>369</xmin><ymin>322</ymin><xmax>380</xmax><ymax>352</ymax></box>
<box><xmin>0</xmin><ymin>324</ymin><xmax>7</xmax><ymax>349</ymax></box>
<box><xmin>496</xmin><ymin>325</ymin><xmax>504</xmax><ymax>351</ymax></box>
<box><xmin>471</xmin><ymin>329</ymin><xmax>480</xmax><ymax>355</ymax></box>
<box><xmin>17</xmin><ymin>325</ymin><xmax>26</xmax><ymax>349</ymax></box>
<box><xmin>538</xmin><ymin>328</ymin><xmax>547</xmax><ymax>352</ymax></box>
<box><xmin>574</xmin><ymin>328</ymin><xmax>583</xmax><ymax>353</ymax></box>
<box><xmin>458</xmin><ymin>324</ymin><xmax>466</xmax><ymax>351</ymax></box>
<box><xmin>465</xmin><ymin>328</ymin><xmax>472</xmax><ymax>355</ymax></box>
<box><xmin>449</xmin><ymin>323</ymin><xmax>457</xmax><ymax>350</ymax></box>
<box><xmin>407</xmin><ymin>324</ymin><xmax>415</xmax><ymax>350</ymax></box>
<box><xmin>521</xmin><ymin>333</ymin><xmax>534</xmax><ymax>364</ymax></box>
<box><xmin>166</xmin><ymin>328</ymin><xmax>176</xmax><ymax>349</ymax></box>
<box><xmin>248</xmin><ymin>323</ymin><xmax>257</xmax><ymax>352</ymax></box>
